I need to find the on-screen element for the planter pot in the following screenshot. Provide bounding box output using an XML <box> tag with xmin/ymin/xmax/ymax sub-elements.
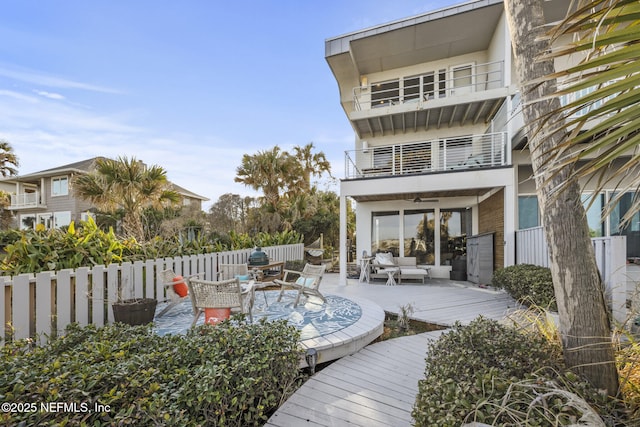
<box><xmin>112</xmin><ymin>298</ymin><xmax>157</xmax><ymax>325</ymax></box>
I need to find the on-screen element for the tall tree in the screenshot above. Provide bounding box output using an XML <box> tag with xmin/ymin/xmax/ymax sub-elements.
<box><xmin>504</xmin><ymin>0</ymin><xmax>618</xmax><ymax>394</ymax></box>
<box><xmin>235</xmin><ymin>143</ymin><xmax>333</xmax><ymax>232</ymax></box>
<box><xmin>73</xmin><ymin>156</ymin><xmax>180</xmax><ymax>241</ymax></box>
<box><xmin>0</xmin><ymin>139</ymin><xmax>19</xmax><ymax>177</ymax></box>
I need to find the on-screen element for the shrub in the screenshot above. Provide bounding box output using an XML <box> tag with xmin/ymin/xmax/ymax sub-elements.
<box><xmin>492</xmin><ymin>264</ymin><xmax>556</xmax><ymax>311</ymax></box>
<box><xmin>0</xmin><ymin>318</ymin><xmax>304</xmax><ymax>426</ymax></box>
<box><xmin>412</xmin><ymin>317</ymin><xmax>619</xmax><ymax>426</ymax></box>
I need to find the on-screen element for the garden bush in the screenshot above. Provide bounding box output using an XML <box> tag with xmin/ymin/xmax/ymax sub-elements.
<box><xmin>0</xmin><ymin>217</ymin><xmax>303</xmax><ymax>275</ymax></box>
<box><xmin>412</xmin><ymin>317</ymin><xmax>620</xmax><ymax>426</ymax></box>
<box><xmin>0</xmin><ymin>318</ymin><xmax>304</xmax><ymax>426</ymax></box>
<box><xmin>492</xmin><ymin>264</ymin><xmax>556</xmax><ymax>311</ymax></box>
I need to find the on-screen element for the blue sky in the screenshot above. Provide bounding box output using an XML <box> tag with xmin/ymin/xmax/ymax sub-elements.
<box><xmin>0</xmin><ymin>0</ymin><xmax>458</xmax><ymax>209</ymax></box>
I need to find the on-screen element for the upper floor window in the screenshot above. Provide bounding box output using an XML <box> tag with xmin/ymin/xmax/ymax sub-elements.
<box><xmin>371</xmin><ymin>80</ymin><xmax>399</xmax><ymax>107</ymax></box>
<box><xmin>52</xmin><ymin>176</ymin><xmax>69</xmax><ymax>196</ymax></box>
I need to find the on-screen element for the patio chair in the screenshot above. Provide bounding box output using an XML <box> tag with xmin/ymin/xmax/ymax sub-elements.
<box><xmin>188</xmin><ymin>277</ymin><xmax>253</xmax><ymax>326</ymax></box>
<box><xmin>158</xmin><ymin>269</ymin><xmax>202</xmax><ymax>317</ymax></box>
<box><xmin>274</xmin><ymin>263</ymin><xmax>327</xmax><ymax>307</ymax></box>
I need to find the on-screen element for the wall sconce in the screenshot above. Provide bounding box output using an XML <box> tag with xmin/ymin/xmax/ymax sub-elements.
<box><xmin>360</xmin><ymin>75</ymin><xmax>368</xmax><ymax>89</ymax></box>
<box><xmin>362</xmin><ymin>140</ymin><xmax>369</xmax><ymax>153</ymax></box>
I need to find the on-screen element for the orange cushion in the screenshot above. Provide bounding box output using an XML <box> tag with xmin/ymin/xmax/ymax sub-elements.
<box><xmin>172</xmin><ymin>275</ymin><xmax>188</xmax><ymax>297</ymax></box>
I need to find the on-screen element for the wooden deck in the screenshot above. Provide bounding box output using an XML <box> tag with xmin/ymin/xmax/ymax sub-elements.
<box><xmin>267</xmin><ymin>274</ymin><xmax>518</xmax><ymax>426</ymax></box>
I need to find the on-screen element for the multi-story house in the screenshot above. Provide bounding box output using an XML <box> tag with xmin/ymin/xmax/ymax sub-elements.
<box><xmin>3</xmin><ymin>157</ymin><xmax>208</xmax><ymax>230</ymax></box>
<box><xmin>326</xmin><ymin>0</ymin><xmax>639</xmax><ymax>282</ymax></box>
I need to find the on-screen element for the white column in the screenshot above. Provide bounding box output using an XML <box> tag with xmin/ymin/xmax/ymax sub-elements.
<box><xmin>504</xmin><ymin>176</ymin><xmax>516</xmax><ymax>267</ymax></box>
<box><xmin>339</xmin><ymin>193</ymin><xmax>348</xmax><ymax>286</ymax></box>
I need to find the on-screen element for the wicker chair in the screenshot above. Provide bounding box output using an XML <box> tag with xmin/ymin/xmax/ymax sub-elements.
<box><xmin>158</xmin><ymin>269</ymin><xmax>202</xmax><ymax>317</ymax></box>
<box><xmin>274</xmin><ymin>263</ymin><xmax>327</xmax><ymax>307</ymax></box>
<box><xmin>188</xmin><ymin>277</ymin><xmax>253</xmax><ymax>326</ymax></box>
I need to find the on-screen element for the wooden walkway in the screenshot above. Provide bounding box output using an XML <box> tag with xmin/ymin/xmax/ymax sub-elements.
<box><xmin>266</xmin><ymin>330</ymin><xmax>444</xmax><ymax>427</ymax></box>
<box><xmin>267</xmin><ymin>274</ymin><xmax>517</xmax><ymax>426</ymax></box>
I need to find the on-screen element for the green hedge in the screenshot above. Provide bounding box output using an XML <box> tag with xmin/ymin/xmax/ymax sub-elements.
<box><xmin>412</xmin><ymin>318</ymin><xmax>617</xmax><ymax>426</ymax></box>
<box><xmin>491</xmin><ymin>264</ymin><xmax>556</xmax><ymax>311</ymax></box>
<box><xmin>1</xmin><ymin>318</ymin><xmax>304</xmax><ymax>426</ymax></box>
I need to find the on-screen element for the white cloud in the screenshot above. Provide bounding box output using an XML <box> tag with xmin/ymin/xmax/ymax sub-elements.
<box><xmin>0</xmin><ymin>64</ymin><xmax>122</xmax><ymax>94</ymax></box>
<box><xmin>33</xmin><ymin>90</ymin><xmax>65</xmax><ymax>100</ymax></box>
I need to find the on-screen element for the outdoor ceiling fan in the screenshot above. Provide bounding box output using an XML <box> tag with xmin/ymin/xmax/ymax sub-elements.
<box><xmin>412</xmin><ymin>197</ymin><xmax>438</xmax><ymax>203</ymax></box>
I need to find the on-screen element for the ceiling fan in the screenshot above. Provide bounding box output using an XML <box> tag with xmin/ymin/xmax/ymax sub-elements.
<box><xmin>412</xmin><ymin>197</ymin><xmax>439</xmax><ymax>203</ymax></box>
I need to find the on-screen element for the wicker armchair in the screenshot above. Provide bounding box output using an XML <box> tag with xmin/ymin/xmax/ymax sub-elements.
<box><xmin>274</xmin><ymin>263</ymin><xmax>326</xmax><ymax>307</ymax></box>
<box><xmin>158</xmin><ymin>269</ymin><xmax>202</xmax><ymax>317</ymax></box>
<box><xmin>188</xmin><ymin>277</ymin><xmax>253</xmax><ymax>326</ymax></box>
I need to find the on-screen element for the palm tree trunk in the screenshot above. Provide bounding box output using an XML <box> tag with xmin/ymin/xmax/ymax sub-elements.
<box><xmin>505</xmin><ymin>0</ymin><xmax>618</xmax><ymax>395</ymax></box>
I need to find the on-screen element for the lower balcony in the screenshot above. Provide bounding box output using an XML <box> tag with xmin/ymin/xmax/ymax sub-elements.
<box><xmin>344</xmin><ymin>132</ymin><xmax>508</xmax><ymax>180</ymax></box>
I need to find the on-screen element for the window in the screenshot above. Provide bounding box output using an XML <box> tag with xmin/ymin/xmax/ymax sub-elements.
<box><xmin>404</xmin><ymin>210</ymin><xmax>435</xmax><ymax>265</ymax></box>
<box><xmin>54</xmin><ymin>211</ymin><xmax>71</xmax><ymax>228</ymax></box>
<box><xmin>403</xmin><ymin>76</ymin><xmax>420</xmax><ymax>102</ymax></box>
<box><xmin>373</xmin><ymin>146</ymin><xmax>393</xmax><ymax>171</ymax></box>
<box><xmin>37</xmin><ymin>213</ymin><xmax>54</xmax><ymax>230</ymax></box>
<box><xmin>81</xmin><ymin>211</ymin><xmax>95</xmax><ymax>222</ymax></box>
<box><xmin>582</xmin><ymin>193</ymin><xmax>605</xmax><ymax>237</ymax></box>
<box><xmin>440</xmin><ymin>209</ymin><xmax>471</xmax><ymax>265</ymax></box>
<box><xmin>20</xmin><ymin>214</ymin><xmax>36</xmax><ymax>230</ymax></box>
<box><xmin>371</xmin><ymin>80</ymin><xmax>399</xmax><ymax>107</ymax></box>
<box><xmin>518</xmin><ymin>195</ymin><xmax>540</xmax><ymax>229</ymax></box>
<box><xmin>451</xmin><ymin>64</ymin><xmax>474</xmax><ymax>96</ymax></box>
<box><xmin>372</xmin><ymin>212</ymin><xmax>399</xmax><ymax>256</ymax></box>
<box><xmin>52</xmin><ymin>176</ymin><xmax>69</xmax><ymax>196</ymax></box>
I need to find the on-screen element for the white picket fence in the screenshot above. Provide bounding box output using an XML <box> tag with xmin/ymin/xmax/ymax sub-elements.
<box><xmin>0</xmin><ymin>243</ymin><xmax>303</xmax><ymax>345</ymax></box>
<box><xmin>516</xmin><ymin>227</ymin><xmax>629</xmax><ymax>324</ymax></box>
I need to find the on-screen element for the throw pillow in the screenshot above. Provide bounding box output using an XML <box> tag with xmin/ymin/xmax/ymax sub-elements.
<box><xmin>172</xmin><ymin>275</ymin><xmax>188</xmax><ymax>297</ymax></box>
<box><xmin>235</xmin><ymin>274</ymin><xmax>251</xmax><ymax>282</ymax></box>
<box><xmin>375</xmin><ymin>252</ymin><xmax>394</xmax><ymax>266</ymax></box>
<box><xmin>295</xmin><ymin>277</ymin><xmax>316</xmax><ymax>288</ymax></box>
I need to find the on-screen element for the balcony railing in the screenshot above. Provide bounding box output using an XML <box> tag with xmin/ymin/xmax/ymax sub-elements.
<box><xmin>10</xmin><ymin>192</ymin><xmax>42</xmax><ymax>209</ymax></box>
<box><xmin>353</xmin><ymin>60</ymin><xmax>504</xmax><ymax>112</ymax></box>
<box><xmin>344</xmin><ymin>132</ymin><xmax>508</xmax><ymax>179</ymax></box>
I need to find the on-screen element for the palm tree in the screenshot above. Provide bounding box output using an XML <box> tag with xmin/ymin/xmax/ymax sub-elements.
<box><xmin>72</xmin><ymin>156</ymin><xmax>181</xmax><ymax>241</ymax></box>
<box><xmin>292</xmin><ymin>143</ymin><xmax>332</xmax><ymax>195</ymax></box>
<box><xmin>504</xmin><ymin>0</ymin><xmax>620</xmax><ymax>394</ymax></box>
<box><xmin>540</xmin><ymin>0</ymin><xmax>640</xmax><ymax>224</ymax></box>
<box><xmin>0</xmin><ymin>139</ymin><xmax>19</xmax><ymax>177</ymax></box>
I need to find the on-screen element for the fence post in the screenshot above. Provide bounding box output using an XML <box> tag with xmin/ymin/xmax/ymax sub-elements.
<box><xmin>35</xmin><ymin>272</ymin><xmax>52</xmax><ymax>345</ymax></box>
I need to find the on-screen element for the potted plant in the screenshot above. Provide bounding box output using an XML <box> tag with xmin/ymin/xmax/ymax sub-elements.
<box><xmin>111</xmin><ymin>274</ymin><xmax>157</xmax><ymax>326</ymax></box>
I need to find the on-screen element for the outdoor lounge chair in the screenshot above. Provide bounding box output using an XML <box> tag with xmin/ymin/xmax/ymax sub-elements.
<box><xmin>274</xmin><ymin>263</ymin><xmax>326</xmax><ymax>307</ymax></box>
<box><xmin>188</xmin><ymin>277</ymin><xmax>253</xmax><ymax>326</ymax></box>
<box><xmin>158</xmin><ymin>269</ymin><xmax>202</xmax><ymax>317</ymax></box>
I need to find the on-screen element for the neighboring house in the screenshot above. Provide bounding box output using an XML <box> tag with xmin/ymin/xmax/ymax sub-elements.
<box><xmin>326</xmin><ymin>0</ymin><xmax>639</xmax><ymax>282</ymax></box>
<box><xmin>1</xmin><ymin>157</ymin><xmax>208</xmax><ymax>230</ymax></box>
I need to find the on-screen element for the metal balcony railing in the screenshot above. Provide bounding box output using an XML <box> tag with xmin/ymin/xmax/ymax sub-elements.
<box><xmin>344</xmin><ymin>132</ymin><xmax>508</xmax><ymax>179</ymax></box>
<box><xmin>10</xmin><ymin>192</ymin><xmax>41</xmax><ymax>209</ymax></box>
<box><xmin>353</xmin><ymin>60</ymin><xmax>504</xmax><ymax>111</ymax></box>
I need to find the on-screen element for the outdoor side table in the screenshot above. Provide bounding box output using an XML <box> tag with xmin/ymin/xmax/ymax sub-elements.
<box><xmin>359</xmin><ymin>256</ymin><xmax>373</xmax><ymax>282</ymax></box>
<box><xmin>383</xmin><ymin>267</ymin><xmax>399</xmax><ymax>286</ymax></box>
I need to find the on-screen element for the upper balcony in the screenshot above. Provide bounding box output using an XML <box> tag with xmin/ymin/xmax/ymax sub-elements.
<box><xmin>345</xmin><ymin>131</ymin><xmax>508</xmax><ymax>180</ymax></box>
<box><xmin>348</xmin><ymin>61</ymin><xmax>511</xmax><ymax>138</ymax></box>
<box><xmin>9</xmin><ymin>192</ymin><xmax>45</xmax><ymax>210</ymax></box>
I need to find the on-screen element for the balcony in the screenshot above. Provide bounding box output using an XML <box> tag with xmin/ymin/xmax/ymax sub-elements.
<box><xmin>344</xmin><ymin>132</ymin><xmax>508</xmax><ymax>180</ymax></box>
<box><xmin>10</xmin><ymin>192</ymin><xmax>44</xmax><ymax>209</ymax></box>
<box><xmin>350</xmin><ymin>61</ymin><xmax>510</xmax><ymax>138</ymax></box>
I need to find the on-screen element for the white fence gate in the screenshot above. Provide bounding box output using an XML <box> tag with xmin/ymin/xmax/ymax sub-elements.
<box><xmin>0</xmin><ymin>244</ymin><xmax>303</xmax><ymax>346</ymax></box>
<box><xmin>516</xmin><ymin>227</ymin><xmax>628</xmax><ymax>324</ymax></box>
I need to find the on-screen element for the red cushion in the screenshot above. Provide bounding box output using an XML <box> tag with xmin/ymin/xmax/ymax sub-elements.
<box><xmin>172</xmin><ymin>275</ymin><xmax>188</xmax><ymax>297</ymax></box>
